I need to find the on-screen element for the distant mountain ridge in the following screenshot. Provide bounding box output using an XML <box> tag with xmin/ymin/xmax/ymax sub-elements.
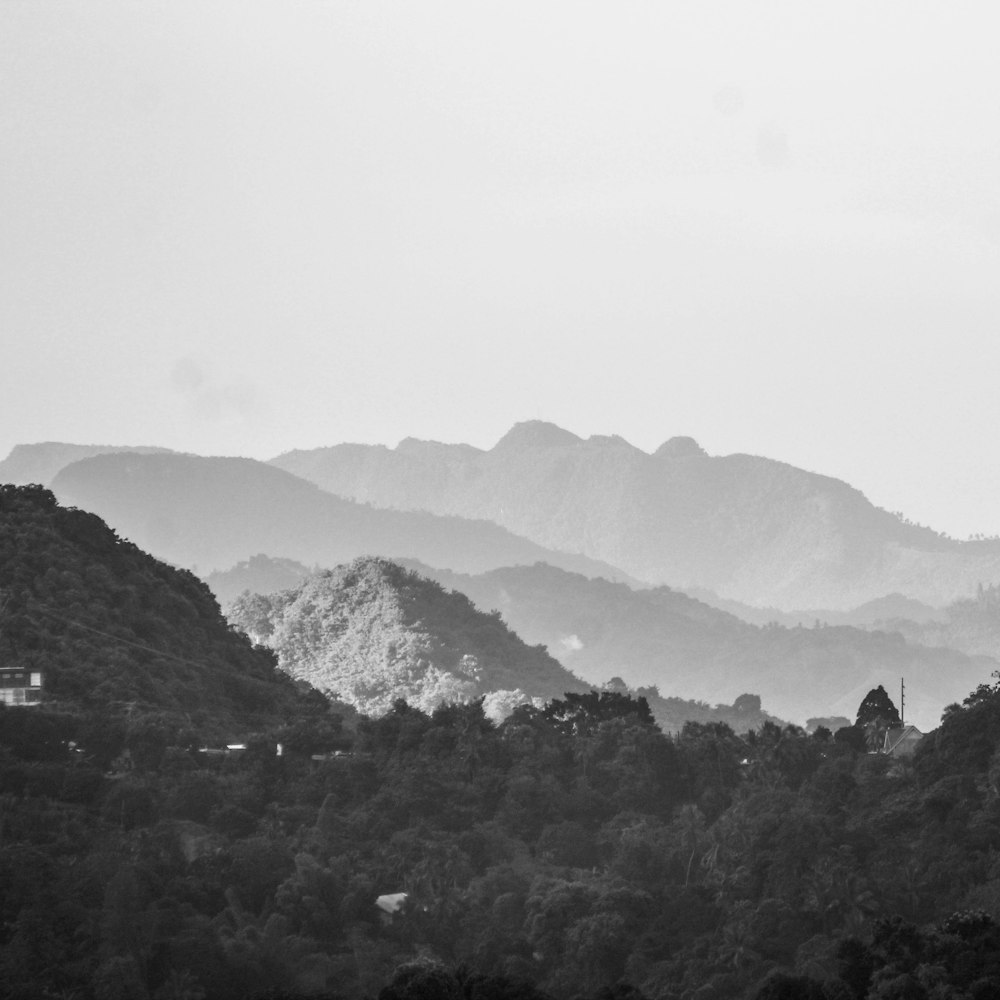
<box><xmin>269</xmin><ymin>421</ymin><xmax>1000</xmax><ymax>609</ymax></box>
<box><xmin>49</xmin><ymin>451</ymin><xmax>632</xmax><ymax>580</ymax></box>
<box><xmin>206</xmin><ymin>554</ymin><xmax>990</xmax><ymax>730</ymax></box>
<box><xmin>0</xmin><ymin>442</ymin><xmax>177</xmax><ymax>486</ymax></box>
<box><xmin>685</xmin><ymin>588</ymin><xmax>947</xmax><ymax>629</ymax></box>
<box><xmin>389</xmin><ymin>561</ymin><xmax>993</xmax><ymax>731</ymax></box>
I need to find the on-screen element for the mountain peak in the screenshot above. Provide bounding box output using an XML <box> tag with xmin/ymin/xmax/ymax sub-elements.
<box><xmin>586</xmin><ymin>433</ymin><xmax>639</xmax><ymax>451</ymax></box>
<box><xmin>227</xmin><ymin>556</ymin><xmax>586</xmax><ymax>717</ymax></box>
<box><xmin>492</xmin><ymin>421</ymin><xmax>583</xmax><ymax>451</ymax></box>
<box><xmin>396</xmin><ymin>437</ymin><xmax>482</xmax><ymax>455</ymax></box>
<box><xmin>654</xmin><ymin>436</ymin><xmax>707</xmax><ymax>458</ymax></box>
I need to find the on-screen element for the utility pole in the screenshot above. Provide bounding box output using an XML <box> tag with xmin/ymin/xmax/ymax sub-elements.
<box><xmin>0</xmin><ymin>588</ymin><xmax>8</xmax><ymax>657</ymax></box>
<box><xmin>900</xmin><ymin>677</ymin><xmax>905</xmax><ymax>727</ymax></box>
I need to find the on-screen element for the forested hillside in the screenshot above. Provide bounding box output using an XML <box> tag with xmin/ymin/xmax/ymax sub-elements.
<box><xmin>0</xmin><ymin>483</ymin><xmax>318</xmax><ymax>737</ymax></box>
<box><xmin>221</xmin><ymin>557</ymin><xmax>785</xmax><ymax>733</ymax></box>
<box><xmin>6</xmin><ymin>631</ymin><xmax>1000</xmax><ymax>998</ymax></box>
<box><xmin>270</xmin><ymin>422</ymin><xmax>1000</xmax><ymax>609</ymax></box>
<box><xmin>7</xmin><ymin>486</ymin><xmax>1000</xmax><ymax>999</ymax></box>
<box><xmin>207</xmin><ymin>555</ymin><xmax>992</xmax><ymax>730</ymax></box>
<box><xmin>226</xmin><ymin>557</ymin><xmax>591</xmax><ymax>718</ymax></box>
<box><xmin>393</xmin><ymin>562</ymin><xmax>991</xmax><ymax>731</ymax></box>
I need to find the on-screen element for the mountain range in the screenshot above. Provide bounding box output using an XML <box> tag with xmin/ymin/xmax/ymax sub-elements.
<box><xmin>10</xmin><ymin>429</ymin><xmax>1000</xmax><ymax>609</ymax></box>
<box><xmin>223</xmin><ymin>556</ymin><xmax>788</xmax><ymax>732</ymax></box>
<box><xmin>46</xmin><ymin>451</ymin><xmax>631</xmax><ymax>580</ymax></box>
<box><xmin>5</xmin><ymin>430</ymin><xmax>1000</xmax><ymax>728</ymax></box>
<box><xmin>270</xmin><ymin>421</ymin><xmax>1000</xmax><ymax>609</ymax></box>
<box><xmin>0</xmin><ymin>441</ymin><xmax>176</xmax><ymax>485</ymax></box>
<box><xmin>209</xmin><ymin>554</ymin><xmax>991</xmax><ymax>731</ymax></box>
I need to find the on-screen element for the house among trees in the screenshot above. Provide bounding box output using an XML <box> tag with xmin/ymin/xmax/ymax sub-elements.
<box><xmin>375</xmin><ymin>892</ymin><xmax>409</xmax><ymax>925</ymax></box>
<box><xmin>0</xmin><ymin>667</ymin><xmax>43</xmax><ymax>706</ymax></box>
<box><xmin>883</xmin><ymin>724</ymin><xmax>924</xmax><ymax>757</ymax></box>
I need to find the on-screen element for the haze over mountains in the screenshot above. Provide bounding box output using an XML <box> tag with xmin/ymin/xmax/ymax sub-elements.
<box><xmin>47</xmin><ymin>451</ymin><xmax>630</xmax><ymax>580</ymax></box>
<box><xmin>11</xmin><ymin>428</ymin><xmax>1000</xmax><ymax>611</ymax></box>
<box><xmin>210</xmin><ymin>555</ymin><xmax>991</xmax><ymax>731</ymax></box>
<box><xmin>0</xmin><ymin>442</ymin><xmax>176</xmax><ymax>486</ymax></box>
<box><xmin>223</xmin><ymin>556</ymin><xmax>788</xmax><ymax>733</ymax></box>
<box><xmin>5</xmin><ymin>430</ymin><xmax>1000</xmax><ymax>729</ymax></box>
<box><xmin>271</xmin><ymin>421</ymin><xmax>1000</xmax><ymax>609</ymax></box>
<box><xmin>226</xmin><ymin>557</ymin><xmax>589</xmax><ymax>719</ymax></box>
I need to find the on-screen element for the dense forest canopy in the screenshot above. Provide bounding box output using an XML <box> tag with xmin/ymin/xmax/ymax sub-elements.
<box><xmin>6</xmin><ymin>485</ymin><xmax>1000</xmax><ymax>999</ymax></box>
<box><xmin>6</xmin><ymin>665</ymin><xmax>1000</xmax><ymax>998</ymax></box>
<box><xmin>0</xmin><ymin>484</ymin><xmax>325</xmax><ymax>741</ymax></box>
<box><xmin>225</xmin><ymin>557</ymin><xmax>591</xmax><ymax>719</ymax></box>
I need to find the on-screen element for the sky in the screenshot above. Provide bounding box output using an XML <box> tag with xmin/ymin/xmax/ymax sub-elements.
<box><xmin>3</xmin><ymin>2</ymin><xmax>999</xmax><ymax>538</ymax></box>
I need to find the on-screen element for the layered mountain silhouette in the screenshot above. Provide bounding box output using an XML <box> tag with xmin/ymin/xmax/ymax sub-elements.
<box><xmin>0</xmin><ymin>442</ymin><xmax>176</xmax><ymax>486</ymax></box>
<box><xmin>386</xmin><ymin>561</ymin><xmax>991</xmax><ymax>731</ymax></box>
<box><xmin>270</xmin><ymin>421</ymin><xmax>1000</xmax><ymax>609</ymax></box>
<box><xmin>870</xmin><ymin>584</ymin><xmax>1000</xmax><ymax>663</ymax></box>
<box><xmin>223</xmin><ymin>557</ymin><xmax>786</xmax><ymax>732</ymax></box>
<box><xmin>0</xmin><ymin>484</ymin><xmax>316</xmax><ymax>733</ymax></box>
<box><xmin>685</xmin><ymin>589</ymin><xmax>946</xmax><ymax>629</ymax></box>
<box><xmin>207</xmin><ymin>554</ymin><xmax>989</xmax><ymax>730</ymax></box>
<box><xmin>49</xmin><ymin>452</ymin><xmax>630</xmax><ymax>579</ymax></box>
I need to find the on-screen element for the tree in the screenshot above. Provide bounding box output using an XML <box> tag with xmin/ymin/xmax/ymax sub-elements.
<box><xmin>541</xmin><ymin>691</ymin><xmax>655</xmax><ymax>738</ymax></box>
<box><xmin>856</xmin><ymin>687</ymin><xmax>901</xmax><ymax>729</ymax></box>
<box><xmin>855</xmin><ymin>686</ymin><xmax>901</xmax><ymax>752</ymax></box>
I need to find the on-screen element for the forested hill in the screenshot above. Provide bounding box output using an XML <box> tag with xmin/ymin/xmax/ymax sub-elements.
<box><xmin>0</xmin><ymin>484</ymin><xmax>319</xmax><ymax>735</ymax></box>
<box><xmin>269</xmin><ymin>421</ymin><xmax>1000</xmax><ymax>609</ymax></box>
<box><xmin>395</xmin><ymin>561</ymin><xmax>993</xmax><ymax>731</ymax></box>
<box><xmin>10</xmin><ymin>488</ymin><xmax>1000</xmax><ymax>998</ymax></box>
<box><xmin>50</xmin><ymin>451</ymin><xmax>632</xmax><ymax>580</ymax></box>
<box><xmin>226</xmin><ymin>557</ymin><xmax>590</xmax><ymax>718</ymax></box>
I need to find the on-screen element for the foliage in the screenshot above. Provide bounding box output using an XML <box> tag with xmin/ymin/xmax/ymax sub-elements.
<box><xmin>226</xmin><ymin>558</ymin><xmax>589</xmax><ymax>718</ymax></box>
<box><xmin>0</xmin><ymin>484</ymin><xmax>321</xmax><ymax>737</ymax></box>
<box><xmin>8</xmin><ymin>486</ymin><xmax>1000</xmax><ymax>999</ymax></box>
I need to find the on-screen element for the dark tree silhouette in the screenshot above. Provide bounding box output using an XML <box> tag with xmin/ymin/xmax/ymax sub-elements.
<box><xmin>855</xmin><ymin>686</ymin><xmax>902</xmax><ymax>728</ymax></box>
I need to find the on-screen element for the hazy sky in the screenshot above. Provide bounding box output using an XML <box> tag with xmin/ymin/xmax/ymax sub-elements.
<box><xmin>3</xmin><ymin>2</ymin><xmax>999</xmax><ymax>537</ymax></box>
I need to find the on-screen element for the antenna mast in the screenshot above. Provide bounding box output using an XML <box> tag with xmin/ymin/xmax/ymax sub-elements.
<box><xmin>900</xmin><ymin>677</ymin><xmax>905</xmax><ymax>727</ymax></box>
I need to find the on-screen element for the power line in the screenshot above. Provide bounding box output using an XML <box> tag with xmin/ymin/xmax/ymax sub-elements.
<box><xmin>28</xmin><ymin>602</ymin><xmax>223</xmax><ymax>672</ymax></box>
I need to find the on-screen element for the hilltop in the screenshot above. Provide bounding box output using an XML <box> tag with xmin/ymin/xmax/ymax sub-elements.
<box><xmin>225</xmin><ymin>557</ymin><xmax>590</xmax><ymax>717</ymax></box>
<box><xmin>205</xmin><ymin>554</ymin><xmax>315</xmax><ymax>605</ymax></box>
<box><xmin>270</xmin><ymin>421</ymin><xmax>1000</xmax><ymax>609</ymax></box>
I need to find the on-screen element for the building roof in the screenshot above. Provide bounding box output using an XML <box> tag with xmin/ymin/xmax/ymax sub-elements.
<box><xmin>375</xmin><ymin>892</ymin><xmax>408</xmax><ymax>915</ymax></box>
<box><xmin>883</xmin><ymin>725</ymin><xmax>924</xmax><ymax>756</ymax></box>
